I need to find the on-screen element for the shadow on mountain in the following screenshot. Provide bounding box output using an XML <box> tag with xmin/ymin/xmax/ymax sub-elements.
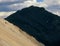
<box><xmin>5</xmin><ymin>6</ymin><xmax>60</xmax><ymax>46</ymax></box>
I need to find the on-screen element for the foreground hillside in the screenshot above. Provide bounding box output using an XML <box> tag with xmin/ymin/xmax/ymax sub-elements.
<box><xmin>0</xmin><ymin>19</ymin><xmax>44</xmax><ymax>46</ymax></box>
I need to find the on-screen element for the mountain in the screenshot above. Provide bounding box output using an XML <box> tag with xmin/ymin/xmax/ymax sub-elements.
<box><xmin>5</xmin><ymin>6</ymin><xmax>60</xmax><ymax>46</ymax></box>
<box><xmin>0</xmin><ymin>19</ymin><xmax>43</xmax><ymax>46</ymax></box>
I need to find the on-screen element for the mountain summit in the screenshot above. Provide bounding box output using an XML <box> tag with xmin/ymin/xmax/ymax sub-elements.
<box><xmin>5</xmin><ymin>6</ymin><xmax>60</xmax><ymax>46</ymax></box>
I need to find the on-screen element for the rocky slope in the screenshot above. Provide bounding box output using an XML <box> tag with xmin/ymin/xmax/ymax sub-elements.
<box><xmin>5</xmin><ymin>6</ymin><xmax>60</xmax><ymax>46</ymax></box>
<box><xmin>0</xmin><ymin>19</ymin><xmax>44</xmax><ymax>46</ymax></box>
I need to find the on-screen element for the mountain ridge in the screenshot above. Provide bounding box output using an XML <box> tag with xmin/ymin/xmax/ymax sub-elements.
<box><xmin>5</xmin><ymin>6</ymin><xmax>60</xmax><ymax>46</ymax></box>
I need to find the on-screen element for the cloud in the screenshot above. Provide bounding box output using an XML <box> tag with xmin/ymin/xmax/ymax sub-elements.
<box><xmin>42</xmin><ymin>0</ymin><xmax>60</xmax><ymax>16</ymax></box>
<box><xmin>0</xmin><ymin>0</ymin><xmax>46</xmax><ymax>11</ymax></box>
<box><xmin>30</xmin><ymin>0</ymin><xmax>60</xmax><ymax>16</ymax></box>
<box><xmin>0</xmin><ymin>0</ymin><xmax>29</xmax><ymax>11</ymax></box>
<box><xmin>0</xmin><ymin>0</ymin><xmax>60</xmax><ymax>18</ymax></box>
<box><xmin>0</xmin><ymin>0</ymin><xmax>35</xmax><ymax>18</ymax></box>
<box><xmin>0</xmin><ymin>0</ymin><xmax>60</xmax><ymax>12</ymax></box>
<box><xmin>8</xmin><ymin>0</ymin><xmax>37</xmax><ymax>10</ymax></box>
<box><xmin>0</xmin><ymin>0</ymin><xmax>27</xmax><ymax>3</ymax></box>
<box><xmin>43</xmin><ymin>0</ymin><xmax>60</xmax><ymax>5</ymax></box>
<box><xmin>0</xmin><ymin>0</ymin><xmax>38</xmax><ymax>12</ymax></box>
<box><xmin>0</xmin><ymin>11</ymin><xmax>16</xmax><ymax>18</ymax></box>
<box><xmin>0</xmin><ymin>0</ymin><xmax>38</xmax><ymax>11</ymax></box>
<box><xmin>8</xmin><ymin>0</ymin><xmax>47</xmax><ymax>11</ymax></box>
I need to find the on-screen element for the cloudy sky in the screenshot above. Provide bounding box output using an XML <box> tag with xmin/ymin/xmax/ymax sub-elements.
<box><xmin>0</xmin><ymin>0</ymin><xmax>60</xmax><ymax>18</ymax></box>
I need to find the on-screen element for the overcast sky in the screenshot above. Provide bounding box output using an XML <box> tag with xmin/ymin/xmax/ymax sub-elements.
<box><xmin>0</xmin><ymin>0</ymin><xmax>60</xmax><ymax>18</ymax></box>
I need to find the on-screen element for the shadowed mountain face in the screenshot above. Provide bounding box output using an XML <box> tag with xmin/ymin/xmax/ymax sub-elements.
<box><xmin>5</xmin><ymin>6</ymin><xmax>60</xmax><ymax>46</ymax></box>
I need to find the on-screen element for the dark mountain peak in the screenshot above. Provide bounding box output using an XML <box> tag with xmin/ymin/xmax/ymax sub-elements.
<box><xmin>5</xmin><ymin>6</ymin><xmax>60</xmax><ymax>46</ymax></box>
<box><xmin>28</xmin><ymin>5</ymin><xmax>45</xmax><ymax>10</ymax></box>
<box><xmin>17</xmin><ymin>6</ymin><xmax>45</xmax><ymax>14</ymax></box>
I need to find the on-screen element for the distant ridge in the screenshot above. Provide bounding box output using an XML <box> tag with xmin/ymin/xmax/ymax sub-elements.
<box><xmin>5</xmin><ymin>6</ymin><xmax>60</xmax><ymax>46</ymax></box>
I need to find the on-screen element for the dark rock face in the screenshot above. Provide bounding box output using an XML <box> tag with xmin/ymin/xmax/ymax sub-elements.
<box><xmin>5</xmin><ymin>6</ymin><xmax>60</xmax><ymax>46</ymax></box>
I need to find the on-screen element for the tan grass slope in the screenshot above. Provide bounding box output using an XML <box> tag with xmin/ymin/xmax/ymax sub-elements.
<box><xmin>0</xmin><ymin>19</ymin><xmax>44</xmax><ymax>46</ymax></box>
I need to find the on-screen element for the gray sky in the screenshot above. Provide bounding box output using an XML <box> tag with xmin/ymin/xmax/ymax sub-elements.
<box><xmin>0</xmin><ymin>0</ymin><xmax>60</xmax><ymax>17</ymax></box>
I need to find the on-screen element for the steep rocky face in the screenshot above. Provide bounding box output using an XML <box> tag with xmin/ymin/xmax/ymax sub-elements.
<box><xmin>0</xmin><ymin>19</ymin><xmax>43</xmax><ymax>46</ymax></box>
<box><xmin>5</xmin><ymin>6</ymin><xmax>60</xmax><ymax>46</ymax></box>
